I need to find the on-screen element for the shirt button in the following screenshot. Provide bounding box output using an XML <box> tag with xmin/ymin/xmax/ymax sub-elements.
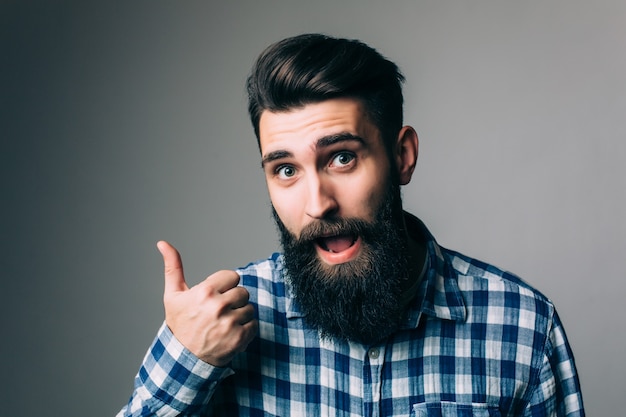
<box><xmin>369</xmin><ymin>348</ymin><xmax>380</xmax><ymax>359</ymax></box>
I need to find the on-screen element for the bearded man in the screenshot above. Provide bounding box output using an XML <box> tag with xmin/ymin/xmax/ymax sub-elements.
<box><xmin>118</xmin><ymin>34</ymin><xmax>584</xmax><ymax>417</ymax></box>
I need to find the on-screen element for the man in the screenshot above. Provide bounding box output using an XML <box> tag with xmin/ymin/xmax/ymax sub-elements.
<box><xmin>118</xmin><ymin>34</ymin><xmax>584</xmax><ymax>416</ymax></box>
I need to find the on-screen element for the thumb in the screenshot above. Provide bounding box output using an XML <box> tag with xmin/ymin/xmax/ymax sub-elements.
<box><xmin>157</xmin><ymin>240</ymin><xmax>189</xmax><ymax>294</ymax></box>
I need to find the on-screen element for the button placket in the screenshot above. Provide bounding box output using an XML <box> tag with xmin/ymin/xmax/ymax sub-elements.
<box><xmin>369</xmin><ymin>348</ymin><xmax>380</xmax><ymax>360</ymax></box>
<box><xmin>364</xmin><ymin>345</ymin><xmax>385</xmax><ymax>417</ymax></box>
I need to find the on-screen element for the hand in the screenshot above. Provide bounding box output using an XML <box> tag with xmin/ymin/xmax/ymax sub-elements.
<box><xmin>157</xmin><ymin>240</ymin><xmax>258</xmax><ymax>367</ymax></box>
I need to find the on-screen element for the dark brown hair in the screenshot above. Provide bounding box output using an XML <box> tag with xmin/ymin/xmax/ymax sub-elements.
<box><xmin>246</xmin><ymin>33</ymin><xmax>405</xmax><ymax>153</ymax></box>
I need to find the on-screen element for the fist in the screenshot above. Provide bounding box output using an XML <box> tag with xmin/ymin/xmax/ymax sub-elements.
<box><xmin>157</xmin><ymin>240</ymin><xmax>258</xmax><ymax>367</ymax></box>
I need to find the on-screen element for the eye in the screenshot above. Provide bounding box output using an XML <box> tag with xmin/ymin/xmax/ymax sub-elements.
<box><xmin>331</xmin><ymin>152</ymin><xmax>355</xmax><ymax>168</ymax></box>
<box><xmin>276</xmin><ymin>165</ymin><xmax>297</xmax><ymax>179</ymax></box>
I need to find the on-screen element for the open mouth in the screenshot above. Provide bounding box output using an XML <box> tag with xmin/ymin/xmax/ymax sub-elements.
<box><xmin>316</xmin><ymin>233</ymin><xmax>357</xmax><ymax>253</ymax></box>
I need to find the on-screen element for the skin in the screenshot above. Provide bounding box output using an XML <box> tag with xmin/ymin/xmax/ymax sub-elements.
<box><xmin>158</xmin><ymin>241</ymin><xmax>257</xmax><ymax>367</ymax></box>
<box><xmin>159</xmin><ymin>97</ymin><xmax>420</xmax><ymax>366</ymax></box>
<box><xmin>260</xmin><ymin>98</ymin><xmax>419</xmax><ymax>264</ymax></box>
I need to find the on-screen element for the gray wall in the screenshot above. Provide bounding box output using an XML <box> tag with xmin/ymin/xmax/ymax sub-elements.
<box><xmin>3</xmin><ymin>1</ymin><xmax>624</xmax><ymax>415</ymax></box>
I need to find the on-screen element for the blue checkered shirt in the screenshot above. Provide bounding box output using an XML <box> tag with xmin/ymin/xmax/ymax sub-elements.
<box><xmin>118</xmin><ymin>214</ymin><xmax>584</xmax><ymax>416</ymax></box>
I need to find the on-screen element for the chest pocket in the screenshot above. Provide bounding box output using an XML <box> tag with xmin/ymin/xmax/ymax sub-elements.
<box><xmin>412</xmin><ymin>402</ymin><xmax>501</xmax><ymax>417</ymax></box>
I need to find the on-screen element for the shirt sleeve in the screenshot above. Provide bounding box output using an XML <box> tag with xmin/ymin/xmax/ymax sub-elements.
<box><xmin>117</xmin><ymin>322</ymin><xmax>234</xmax><ymax>417</ymax></box>
<box><xmin>524</xmin><ymin>310</ymin><xmax>585</xmax><ymax>417</ymax></box>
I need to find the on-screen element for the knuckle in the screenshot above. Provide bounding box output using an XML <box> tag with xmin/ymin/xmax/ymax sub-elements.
<box><xmin>242</xmin><ymin>304</ymin><xmax>255</xmax><ymax>320</ymax></box>
<box><xmin>234</xmin><ymin>286</ymin><xmax>251</xmax><ymax>301</ymax></box>
<box><xmin>210</xmin><ymin>298</ymin><xmax>231</xmax><ymax>316</ymax></box>
<box><xmin>202</xmin><ymin>282</ymin><xmax>219</xmax><ymax>296</ymax></box>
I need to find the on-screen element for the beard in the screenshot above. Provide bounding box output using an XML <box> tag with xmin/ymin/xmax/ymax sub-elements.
<box><xmin>273</xmin><ymin>182</ymin><xmax>411</xmax><ymax>345</ymax></box>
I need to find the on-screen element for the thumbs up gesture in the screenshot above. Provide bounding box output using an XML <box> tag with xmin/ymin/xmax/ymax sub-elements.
<box><xmin>157</xmin><ymin>241</ymin><xmax>258</xmax><ymax>367</ymax></box>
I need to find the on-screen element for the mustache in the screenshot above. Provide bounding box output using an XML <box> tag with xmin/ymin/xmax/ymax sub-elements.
<box><xmin>293</xmin><ymin>217</ymin><xmax>373</xmax><ymax>245</ymax></box>
<box><xmin>271</xmin><ymin>208</ymin><xmax>377</xmax><ymax>248</ymax></box>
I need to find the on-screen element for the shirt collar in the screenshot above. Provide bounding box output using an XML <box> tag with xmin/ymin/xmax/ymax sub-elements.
<box><xmin>284</xmin><ymin>212</ymin><xmax>467</xmax><ymax>325</ymax></box>
<box><xmin>401</xmin><ymin>213</ymin><xmax>467</xmax><ymax>328</ymax></box>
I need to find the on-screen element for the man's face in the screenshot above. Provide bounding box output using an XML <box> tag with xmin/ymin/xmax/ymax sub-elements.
<box><xmin>260</xmin><ymin>98</ymin><xmax>393</xmax><ymax>262</ymax></box>
<box><xmin>259</xmin><ymin>98</ymin><xmax>412</xmax><ymax>344</ymax></box>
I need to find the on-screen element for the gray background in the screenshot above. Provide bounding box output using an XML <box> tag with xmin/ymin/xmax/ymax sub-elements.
<box><xmin>2</xmin><ymin>1</ymin><xmax>624</xmax><ymax>415</ymax></box>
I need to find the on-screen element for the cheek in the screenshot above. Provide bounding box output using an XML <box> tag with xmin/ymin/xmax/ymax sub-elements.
<box><xmin>269</xmin><ymin>188</ymin><xmax>300</xmax><ymax>231</ymax></box>
<box><xmin>340</xmin><ymin>175</ymin><xmax>387</xmax><ymax>219</ymax></box>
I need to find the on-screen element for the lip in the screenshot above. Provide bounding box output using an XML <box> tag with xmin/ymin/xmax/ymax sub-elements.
<box><xmin>314</xmin><ymin>235</ymin><xmax>362</xmax><ymax>265</ymax></box>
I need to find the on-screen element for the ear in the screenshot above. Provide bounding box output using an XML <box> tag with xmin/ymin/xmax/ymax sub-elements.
<box><xmin>394</xmin><ymin>126</ymin><xmax>419</xmax><ymax>185</ymax></box>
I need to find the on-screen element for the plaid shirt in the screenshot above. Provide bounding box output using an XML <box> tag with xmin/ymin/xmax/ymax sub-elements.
<box><xmin>119</xmin><ymin>214</ymin><xmax>584</xmax><ymax>416</ymax></box>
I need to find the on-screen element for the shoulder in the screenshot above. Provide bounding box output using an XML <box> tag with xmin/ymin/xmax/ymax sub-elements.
<box><xmin>441</xmin><ymin>246</ymin><xmax>556</xmax><ymax>328</ymax></box>
<box><xmin>236</xmin><ymin>252</ymin><xmax>284</xmax><ymax>282</ymax></box>
<box><xmin>235</xmin><ymin>252</ymin><xmax>287</xmax><ymax>310</ymax></box>
<box><xmin>407</xmin><ymin>212</ymin><xmax>556</xmax><ymax>325</ymax></box>
<box><xmin>444</xmin><ymin>247</ymin><xmax>550</xmax><ymax>299</ymax></box>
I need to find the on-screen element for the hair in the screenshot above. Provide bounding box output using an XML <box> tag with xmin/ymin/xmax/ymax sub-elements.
<box><xmin>246</xmin><ymin>33</ymin><xmax>405</xmax><ymax>153</ymax></box>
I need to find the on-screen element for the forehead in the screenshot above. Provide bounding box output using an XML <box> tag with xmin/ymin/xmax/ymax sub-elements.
<box><xmin>258</xmin><ymin>98</ymin><xmax>379</xmax><ymax>154</ymax></box>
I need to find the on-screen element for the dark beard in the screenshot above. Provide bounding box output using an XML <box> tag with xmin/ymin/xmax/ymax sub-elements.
<box><xmin>273</xmin><ymin>184</ymin><xmax>410</xmax><ymax>345</ymax></box>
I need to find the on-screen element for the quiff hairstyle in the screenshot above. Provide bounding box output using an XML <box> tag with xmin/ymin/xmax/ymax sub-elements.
<box><xmin>246</xmin><ymin>33</ymin><xmax>405</xmax><ymax>154</ymax></box>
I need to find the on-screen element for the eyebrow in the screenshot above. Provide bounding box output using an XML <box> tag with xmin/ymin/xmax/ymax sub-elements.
<box><xmin>261</xmin><ymin>133</ymin><xmax>366</xmax><ymax>167</ymax></box>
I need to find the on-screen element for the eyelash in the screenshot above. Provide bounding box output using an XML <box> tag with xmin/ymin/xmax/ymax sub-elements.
<box><xmin>273</xmin><ymin>151</ymin><xmax>357</xmax><ymax>180</ymax></box>
<box><xmin>275</xmin><ymin>165</ymin><xmax>296</xmax><ymax>179</ymax></box>
<box><xmin>331</xmin><ymin>151</ymin><xmax>356</xmax><ymax>167</ymax></box>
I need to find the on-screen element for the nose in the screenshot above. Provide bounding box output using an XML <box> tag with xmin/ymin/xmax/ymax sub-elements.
<box><xmin>304</xmin><ymin>174</ymin><xmax>338</xmax><ymax>219</ymax></box>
